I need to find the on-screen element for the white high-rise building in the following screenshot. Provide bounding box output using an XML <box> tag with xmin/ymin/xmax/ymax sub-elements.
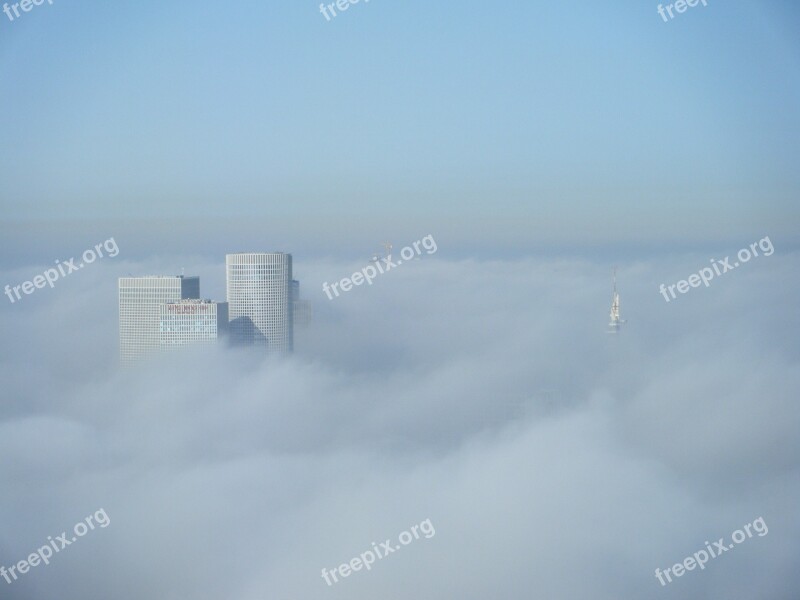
<box><xmin>226</xmin><ymin>252</ymin><xmax>293</xmax><ymax>352</ymax></box>
<box><xmin>119</xmin><ymin>275</ymin><xmax>200</xmax><ymax>362</ymax></box>
<box><xmin>159</xmin><ymin>299</ymin><xmax>229</xmax><ymax>348</ymax></box>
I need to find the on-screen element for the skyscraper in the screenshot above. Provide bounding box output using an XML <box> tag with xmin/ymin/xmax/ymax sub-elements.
<box><xmin>291</xmin><ymin>279</ymin><xmax>313</xmax><ymax>329</ymax></box>
<box><xmin>225</xmin><ymin>252</ymin><xmax>293</xmax><ymax>352</ymax></box>
<box><xmin>118</xmin><ymin>275</ymin><xmax>200</xmax><ymax>362</ymax></box>
<box><xmin>159</xmin><ymin>299</ymin><xmax>229</xmax><ymax>348</ymax></box>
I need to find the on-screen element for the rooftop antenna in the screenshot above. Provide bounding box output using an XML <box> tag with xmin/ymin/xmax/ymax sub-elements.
<box><xmin>607</xmin><ymin>268</ymin><xmax>626</xmax><ymax>333</ymax></box>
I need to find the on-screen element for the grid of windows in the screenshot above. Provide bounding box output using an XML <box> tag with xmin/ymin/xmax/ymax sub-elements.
<box><xmin>226</xmin><ymin>253</ymin><xmax>293</xmax><ymax>353</ymax></box>
<box><xmin>118</xmin><ymin>276</ymin><xmax>200</xmax><ymax>362</ymax></box>
<box><xmin>159</xmin><ymin>300</ymin><xmax>229</xmax><ymax>347</ymax></box>
<box><xmin>291</xmin><ymin>280</ymin><xmax>312</xmax><ymax>328</ymax></box>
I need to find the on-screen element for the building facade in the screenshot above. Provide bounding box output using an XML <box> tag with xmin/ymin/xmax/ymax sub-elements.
<box><xmin>291</xmin><ymin>279</ymin><xmax>312</xmax><ymax>329</ymax></box>
<box><xmin>119</xmin><ymin>275</ymin><xmax>200</xmax><ymax>362</ymax></box>
<box><xmin>225</xmin><ymin>252</ymin><xmax>293</xmax><ymax>352</ymax></box>
<box><xmin>159</xmin><ymin>299</ymin><xmax>229</xmax><ymax>348</ymax></box>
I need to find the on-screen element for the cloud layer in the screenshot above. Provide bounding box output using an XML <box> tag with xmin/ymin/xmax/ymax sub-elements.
<box><xmin>1</xmin><ymin>247</ymin><xmax>798</xmax><ymax>599</ymax></box>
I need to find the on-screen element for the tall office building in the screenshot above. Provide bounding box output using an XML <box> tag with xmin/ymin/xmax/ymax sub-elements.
<box><xmin>226</xmin><ymin>252</ymin><xmax>293</xmax><ymax>352</ymax></box>
<box><xmin>291</xmin><ymin>279</ymin><xmax>313</xmax><ymax>329</ymax></box>
<box><xmin>119</xmin><ymin>275</ymin><xmax>200</xmax><ymax>362</ymax></box>
<box><xmin>159</xmin><ymin>299</ymin><xmax>229</xmax><ymax>348</ymax></box>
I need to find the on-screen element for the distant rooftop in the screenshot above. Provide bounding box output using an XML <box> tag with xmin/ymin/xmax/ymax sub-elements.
<box><xmin>226</xmin><ymin>251</ymin><xmax>290</xmax><ymax>255</ymax></box>
<box><xmin>119</xmin><ymin>275</ymin><xmax>198</xmax><ymax>279</ymax></box>
<box><xmin>165</xmin><ymin>299</ymin><xmax>222</xmax><ymax>304</ymax></box>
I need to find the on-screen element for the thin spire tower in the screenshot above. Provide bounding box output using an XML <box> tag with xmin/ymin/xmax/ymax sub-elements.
<box><xmin>607</xmin><ymin>268</ymin><xmax>625</xmax><ymax>333</ymax></box>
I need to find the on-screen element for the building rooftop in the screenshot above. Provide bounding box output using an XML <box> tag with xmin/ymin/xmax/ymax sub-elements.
<box><xmin>119</xmin><ymin>275</ymin><xmax>198</xmax><ymax>279</ymax></box>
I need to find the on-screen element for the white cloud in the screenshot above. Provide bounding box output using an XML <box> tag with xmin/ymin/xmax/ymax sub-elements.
<box><xmin>0</xmin><ymin>251</ymin><xmax>798</xmax><ymax>599</ymax></box>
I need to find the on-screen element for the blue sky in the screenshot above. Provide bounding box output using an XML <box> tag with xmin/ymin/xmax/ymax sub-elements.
<box><xmin>0</xmin><ymin>0</ymin><xmax>798</xmax><ymax>246</ymax></box>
